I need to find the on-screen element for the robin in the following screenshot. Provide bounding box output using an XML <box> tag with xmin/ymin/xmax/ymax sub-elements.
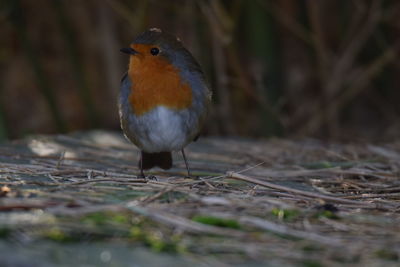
<box><xmin>119</xmin><ymin>28</ymin><xmax>211</xmax><ymax>178</ymax></box>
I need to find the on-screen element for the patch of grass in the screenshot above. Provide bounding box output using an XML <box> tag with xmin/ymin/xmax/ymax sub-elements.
<box><xmin>273</xmin><ymin>233</ymin><xmax>302</xmax><ymax>241</ymax></box>
<box><xmin>129</xmin><ymin>226</ymin><xmax>184</xmax><ymax>253</ymax></box>
<box><xmin>160</xmin><ymin>191</ymin><xmax>188</xmax><ymax>203</ymax></box>
<box><xmin>374</xmin><ymin>249</ymin><xmax>399</xmax><ymax>261</ymax></box>
<box><xmin>313</xmin><ymin>210</ymin><xmax>340</xmax><ymax>220</ymax></box>
<box><xmin>301</xmin><ymin>161</ymin><xmax>360</xmax><ymax>169</ymax></box>
<box><xmin>301</xmin><ymin>260</ymin><xmax>323</xmax><ymax>267</ymax></box>
<box><xmin>0</xmin><ymin>228</ymin><xmax>11</xmax><ymax>238</ymax></box>
<box><xmin>81</xmin><ymin>211</ymin><xmax>130</xmax><ymax>226</ymax></box>
<box><xmin>81</xmin><ymin>212</ymin><xmax>108</xmax><ymax>225</ymax></box>
<box><xmin>107</xmin><ymin>190</ymin><xmax>150</xmax><ymax>201</ymax></box>
<box><xmin>302</xmin><ymin>244</ymin><xmax>325</xmax><ymax>252</ymax></box>
<box><xmin>110</xmin><ymin>214</ymin><xmax>130</xmax><ymax>224</ymax></box>
<box><xmin>271</xmin><ymin>208</ymin><xmax>300</xmax><ymax>221</ymax></box>
<box><xmin>191</xmin><ymin>171</ymin><xmax>223</xmax><ymax>177</ymax></box>
<box><xmin>192</xmin><ymin>215</ymin><xmax>241</xmax><ymax>229</ymax></box>
<box><xmin>331</xmin><ymin>252</ymin><xmax>360</xmax><ymax>263</ymax></box>
<box><xmin>44</xmin><ymin>228</ymin><xmax>79</xmax><ymax>243</ymax></box>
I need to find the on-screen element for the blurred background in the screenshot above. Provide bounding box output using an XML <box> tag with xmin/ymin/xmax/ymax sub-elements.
<box><xmin>1</xmin><ymin>0</ymin><xmax>399</xmax><ymax>142</ymax></box>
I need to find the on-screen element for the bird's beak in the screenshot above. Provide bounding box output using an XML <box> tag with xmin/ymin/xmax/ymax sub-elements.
<box><xmin>120</xmin><ymin>47</ymin><xmax>138</xmax><ymax>55</ymax></box>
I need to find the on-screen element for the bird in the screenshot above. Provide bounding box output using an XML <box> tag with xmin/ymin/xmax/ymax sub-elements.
<box><xmin>119</xmin><ymin>28</ymin><xmax>211</xmax><ymax>178</ymax></box>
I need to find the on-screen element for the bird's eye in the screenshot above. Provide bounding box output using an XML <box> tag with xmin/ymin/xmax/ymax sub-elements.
<box><xmin>150</xmin><ymin>47</ymin><xmax>159</xmax><ymax>56</ymax></box>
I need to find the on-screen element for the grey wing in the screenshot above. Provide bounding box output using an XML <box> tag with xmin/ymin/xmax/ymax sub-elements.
<box><xmin>119</xmin><ymin>72</ymin><xmax>131</xmax><ymax>104</ymax></box>
<box><xmin>118</xmin><ymin>72</ymin><xmax>140</xmax><ymax>146</ymax></box>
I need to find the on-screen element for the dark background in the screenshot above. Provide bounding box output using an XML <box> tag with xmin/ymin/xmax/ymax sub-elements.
<box><xmin>1</xmin><ymin>0</ymin><xmax>399</xmax><ymax>142</ymax></box>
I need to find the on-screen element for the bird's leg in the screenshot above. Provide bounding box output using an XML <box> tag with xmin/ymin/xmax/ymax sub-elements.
<box><xmin>181</xmin><ymin>149</ymin><xmax>192</xmax><ymax>177</ymax></box>
<box><xmin>138</xmin><ymin>151</ymin><xmax>145</xmax><ymax>178</ymax></box>
<box><xmin>138</xmin><ymin>151</ymin><xmax>157</xmax><ymax>180</ymax></box>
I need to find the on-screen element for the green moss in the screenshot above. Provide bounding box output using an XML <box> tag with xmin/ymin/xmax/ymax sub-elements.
<box><xmin>302</xmin><ymin>260</ymin><xmax>323</xmax><ymax>267</ymax></box>
<box><xmin>111</xmin><ymin>214</ymin><xmax>129</xmax><ymax>224</ymax></box>
<box><xmin>160</xmin><ymin>191</ymin><xmax>188</xmax><ymax>203</ymax></box>
<box><xmin>302</xmin><ymin>244</ymin><xmax>324</xmax><ymax>252</ymax></box>
<box><xmin>129</xmin><ymin>226</ymin><xmax>184</xmax><ymax>253</ymax></box>
<box><xmin>108</xmin><ymin>190</ymin><xmax>150</xmax><ymax>201</ymax></box>
<box><xmin>81</xmin><ymin>212</ymin><xmax>130</xmax><ymax>226</ymax></box>
<box><xmin>302</xmin><ymin>161</ymin><xmax>334</xmax><ymax>169</ymax></box>
<box><xmin>81</xmin><ymin>212</ymin><xmax>109</xmax><ymax>225</ymax></box>
<box><xmin>0</xmin><ymin>228</ymin><xmax>11</xmax><ymax>238</ymax></box>
<box><xmin>374</xmin><ymin>249</ymin><xmax>399</xmax><ymax>261</ymax></box>
<box><xmin>192</xmin><ymin>215</ymin><xmax>241</xmax><ymax>229</ymax></box>
<box><xmin>187</xmin><ymin>171</ymin><xmax>223</xmax><ymax>177</ymax></box>
<box><xmin>45</xmin><ymin>228</ymin><xmax>78</xmax><ymax>243</ymax></box>
<box><xmin>301</xmin><ymin>161</ymin><xmax>374</xmax><ymax>170</ymax></box>
<box><xmin>314</xmin><ymin>210</ymin><xmax>340</xmax><ymax>220</ymax></box>
<box><xmin>147</xmin><ymin>232</ymin><xmax>174</xmax><ymax>252</ymax></box>
<box><xmin>271</xmin><ymin>208</ymin><xmax>300</xmax><ymax>221</ymax></box>
<box><xmin>224</xmin><ymin>179</ymin><xmax>248</xmax><ymax>185</ymax></box>
<box><xmin>129</xmin><ymin>226</ymin><xmax>143</xmax><ymax>239</ymax></box>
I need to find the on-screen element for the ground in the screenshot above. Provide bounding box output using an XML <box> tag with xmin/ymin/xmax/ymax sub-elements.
<box><xmin>0</xmin><ymin>131</ymin><xmax>399</xmax><ymax>266</ymax></box>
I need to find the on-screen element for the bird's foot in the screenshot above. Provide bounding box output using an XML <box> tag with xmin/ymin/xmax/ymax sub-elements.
<box><xmin>136</xmin><ymin>174</ymin><xmax>158</xmax><ymax>181</ymax></box>
<box><xmin>146</xmin><ymin>175</ymin><xmax>158</xmax><ymax>181</ymax></box>
<box><xmin>185</xmin><ymin>173</ymin><xmax>199</xmax><ymax>179</ymax></box>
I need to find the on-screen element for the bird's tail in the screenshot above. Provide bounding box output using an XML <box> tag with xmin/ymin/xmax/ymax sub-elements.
<box><xmin>140</xmin><ymin>151</ymin><xmax>172</xmax><ymax>170</ymax></box>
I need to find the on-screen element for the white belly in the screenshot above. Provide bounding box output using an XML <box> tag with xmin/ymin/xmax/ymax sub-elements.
<box><xmin>126</xmin><ymin>106</ymin><xmax>193</xmax><ymax>152</ymax></box>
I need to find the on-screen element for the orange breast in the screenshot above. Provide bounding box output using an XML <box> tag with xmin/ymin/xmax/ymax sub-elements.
<box><xmin>127</xmin><ymin>44</ymin><xmax>193</xmax><ymax>116</ymax></box>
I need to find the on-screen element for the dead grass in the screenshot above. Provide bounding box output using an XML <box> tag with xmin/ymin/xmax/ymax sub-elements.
<box><xmin>0</xmin><ymin>131</ymin><xmax>399</xmax><ymax>266</ymax></box>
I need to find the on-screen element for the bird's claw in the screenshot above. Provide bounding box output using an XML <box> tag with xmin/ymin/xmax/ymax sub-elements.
<box><xmin>136</xmin><ymin>174</ymin><xmax>158</xmax><ymax>181</ymax></box>
<box><xmin>147</xmin><ymin>175</ymin><xmax>158</xmax><ymax>181</ymax></box>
